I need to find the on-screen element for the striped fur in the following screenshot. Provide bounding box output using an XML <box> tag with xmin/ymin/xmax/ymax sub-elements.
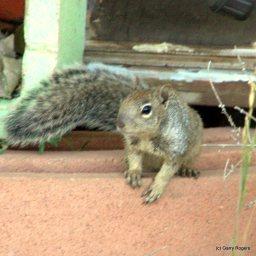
<box><xmin>5</xmin><ymin>63</ymin><xmax>146</xmax><ymax>147</ymax></box>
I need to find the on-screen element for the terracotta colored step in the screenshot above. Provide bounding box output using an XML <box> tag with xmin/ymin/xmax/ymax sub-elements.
<box><xmin>3</xmin><ymin>127</ymin><xmax>255</xmax><ymax>173</ymax></box>
<box><xmin>1</xmin><ymin>147</ymin><xmax>256</xmax><ymax>174</ymax></box>
<box><xmin>0</xmin><ymin>170</ymin><xmax>255</xmax><ymax>256</ymax></box>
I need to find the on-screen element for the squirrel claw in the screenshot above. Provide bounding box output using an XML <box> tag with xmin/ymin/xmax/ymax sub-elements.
<box><xmin>144</xmin><ymin>191</ymin><xmax>161</xmax><ymax>204</ymax></box>
<box><xmin>142</xmin><ymin>184</ymin><xmax>163</xmax><ymax>203</ymax></box>
<box><xmin>124</xmin><ymin>170</ymin><xmax>142</xmax><ymax>188</ymax></box>
<box><xmin>176</xmin><ymin>167</ymin><xmax>200</xmax><ymax>179</ymax></box>
<box><xmin>141</xmin><ymin>187</ymin><xmax>151</xmax><ymax>197</ymax></box>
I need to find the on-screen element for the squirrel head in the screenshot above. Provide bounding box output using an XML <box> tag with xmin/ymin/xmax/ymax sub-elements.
<box><xmin>117</xmin><ymin>85</ymin><xmax>172</xmax><ymax>135</ymax></box>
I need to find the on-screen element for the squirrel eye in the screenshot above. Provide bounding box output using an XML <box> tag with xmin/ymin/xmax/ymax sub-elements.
<box><xmin>141</xmin><ymin>104</ymin><xmax>152</xmax><ymax>115</ymax></box>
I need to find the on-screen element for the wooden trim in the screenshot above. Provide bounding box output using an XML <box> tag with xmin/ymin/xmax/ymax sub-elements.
<box><xmin>84</xmin><ymin>40</ymin><xmax>254</xmax><ymax>107</ymax></box>
<box><xmin>84</xmin><ymin>40</ymin><xmax>256</xmax><ymax>70</ymax></box>
<box><xmin>85</xmin><ymin>39</ymin><xmax>256</xmax><ymax>57</ymax></box>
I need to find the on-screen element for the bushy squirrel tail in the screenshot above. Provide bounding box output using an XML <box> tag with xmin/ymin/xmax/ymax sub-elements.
<box><xmin>5</xmin><ymin>63</ymin><xmax>145</xmax><ymax>147</ymax></box>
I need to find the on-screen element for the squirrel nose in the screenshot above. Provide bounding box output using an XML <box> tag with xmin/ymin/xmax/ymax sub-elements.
<box><xmin>117</xmin><ymin>116</ymin><xmax>125</xmax><ymax>129</ymax></box>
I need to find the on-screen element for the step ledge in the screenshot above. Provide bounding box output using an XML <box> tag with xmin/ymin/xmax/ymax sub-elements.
<box><xmin>9</xmin><ymin>127</ymin><xmax>254</xmax><ymax>151</ymax></box>
<box><xmin>1</xmin><ymin>147</ymin><xmax>256</xmax><ymax>173</ymax></box>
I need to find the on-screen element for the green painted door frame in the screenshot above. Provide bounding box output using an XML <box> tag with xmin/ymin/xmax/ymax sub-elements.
<box><xmin>0</xmin><ymin>0</ymin><xmax>87</xmax><ymax>140</ymax></box>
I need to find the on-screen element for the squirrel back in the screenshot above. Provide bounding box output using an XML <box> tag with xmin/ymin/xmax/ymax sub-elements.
<box><xmin>5</xmin><ymin>63</ymin><xmax>146</xmax><ymax>147</ymax></box>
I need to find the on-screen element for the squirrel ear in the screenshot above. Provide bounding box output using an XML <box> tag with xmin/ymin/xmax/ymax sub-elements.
<box><xmin>132</xmin><ymin>76</ymin><xmax>140</xmax><ymax>89</ymax></box>
<box><xmin>159</xmin><ymin>84</ymin><xmax>171</xmax><ymax>105</ymax></box>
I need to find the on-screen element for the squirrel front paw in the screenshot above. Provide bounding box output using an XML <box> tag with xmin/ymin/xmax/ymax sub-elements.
<box><xmin>142</xmin><ymin>181</ymin><xmax>166</xmax><ymax>204</ymax></box>
<box><xmin>124</xmin><ymin>169</ymin><xmax>142</xmax><ymax>188</ymax></box>
<box><xmin>176</xmin><ymin>167</ymin><xmax>200</xmax><ymax>178</ymax></box>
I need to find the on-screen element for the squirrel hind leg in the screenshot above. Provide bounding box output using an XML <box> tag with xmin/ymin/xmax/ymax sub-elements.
<box><xmin>176</xmin><ymin>166</ymin><xmax>200</xmax><ymax>179</ymax></box>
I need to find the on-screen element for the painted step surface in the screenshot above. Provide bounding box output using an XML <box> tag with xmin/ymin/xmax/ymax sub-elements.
<box><xmin>1</xmin><ymin>128</ymin><xmax>255</xmax><ymax>255</ymax></box>
<box><xmin>1</xmin><ymin>147</ymin><xmax>256</xmax><ymax>173</ymax></box>
<box><xmin>1</xmin><ymin>128</ymin><xmax>256</xmax><ymax>173</ymax></box>
<box><xmin>0</xmin><ymin>170</ymin><xmax>255</xmax><ymax>256</ymax></box>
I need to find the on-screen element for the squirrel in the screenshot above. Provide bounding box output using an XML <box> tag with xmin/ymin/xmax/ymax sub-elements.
<box><xmin>3</xmin><ymin>62</ymin><xmax>202</xmax><ymax>190</ymax></box>
<box><xmin>4</xmin><ymin>62</ymin><xmax>148</xmax><ymax>147</ymax></box>
<box><xmin>117</xmin><ymin>85</ymin><xmax>203</xmax><ymax>203</ymax></box>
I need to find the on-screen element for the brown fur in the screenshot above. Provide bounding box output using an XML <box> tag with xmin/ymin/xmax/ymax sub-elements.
<box><xmin>117</xmin><ymin>85</ymin><xmax>203</xmax><ymax>203</ymax></box>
